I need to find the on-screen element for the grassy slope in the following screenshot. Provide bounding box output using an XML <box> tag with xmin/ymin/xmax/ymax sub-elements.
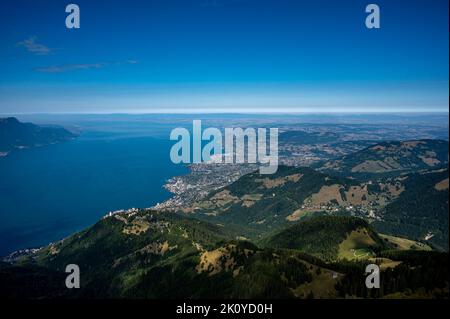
<box><xmin>261</xmin><ymin>216</ymin><xmax>386</xmax><ymax>261</ymax></box>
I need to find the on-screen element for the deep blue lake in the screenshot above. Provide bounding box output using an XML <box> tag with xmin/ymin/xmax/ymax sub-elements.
<box><xmin>0</xmin><ymin>124</ymin><xmax>187</xmax><ymax>256</ymax></box>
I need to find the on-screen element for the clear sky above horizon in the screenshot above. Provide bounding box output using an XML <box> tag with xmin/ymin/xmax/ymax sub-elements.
<box><xmin>0</xmin><ymin>0</ymin><xmax>448</xmax><ymax>114</ymax></box>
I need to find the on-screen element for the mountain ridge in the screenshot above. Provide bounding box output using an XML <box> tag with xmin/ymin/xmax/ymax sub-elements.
<box><xmin>0</xmin><ymin>117</ymin><xmax>77</xmax><ymax>156</ymax></box>
<box><xmin>1</xmin><ymin>211</ymin><xmax>447</xmax><ymax>299</ymax></box>
<box><xmin>320</xmin><ymin>139</ymin><xmax>448</xmax><ymax>179</ymax></box>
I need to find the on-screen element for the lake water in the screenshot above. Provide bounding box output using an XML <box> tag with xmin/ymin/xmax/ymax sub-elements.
<box><xmin>0</xmin><ymin>123</ymin><xmax>187</xmax><ymax>256</ymax></box>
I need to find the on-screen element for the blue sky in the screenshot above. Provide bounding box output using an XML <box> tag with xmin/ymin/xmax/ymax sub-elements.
<box><xmin>0</xmin><ymin>0</ymin><xmax>448</xmax><ymax>113</ymax></box>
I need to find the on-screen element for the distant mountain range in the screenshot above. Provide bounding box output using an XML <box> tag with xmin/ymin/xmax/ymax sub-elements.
<box><xmin>0</xmin><ymin>117</ymin><xmax>76</xmax><ymax>156</ymax></box>
<box><xmin>319</xmin><ymin>139</ymin><xmax>448</xmax><ymax>179</ymax></box>
<box><xmin>0</xmin><ymin>137</ymin><xmax>448</xmax><ymax>298</ymax></box>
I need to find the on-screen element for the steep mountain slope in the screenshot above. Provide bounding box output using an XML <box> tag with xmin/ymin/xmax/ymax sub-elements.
<box><xmin>33</xmin><ymin>210</ymin><xmax>233</xmax><ymax>295</ymax></box>
<box><xmin>185</xmin><ymin>166</ymin><xmax>405</xmax><ymax>238</ymax></box>
<box><xmin>1</xmin><ymin>212</ymin><xmax>447</xmax><ymax>299</ymax></box>
<box><xmin>320</xmin><ymin>139</ymin><xmax>448</xmax><ymax>179</ymax></box>
<box><xmin>0</xmin><ymin>117</ymin><xmax>76</xmax><ymax>155</ymax></box>
<box><xmin>261</xmin><ymin>216</ymin><xmax>386</xmax><ymax>261</ymax></box>
<box><xmin>0</xmin><ymin>262</ymin><xmax>67</xmax><ymax>298</ymax></box>
<box><xmin>0</xmin><ymin>210</ymin><xmax>343</xmax><ymax>298</ymax></box>
<box><xmin>372</xmin><ymin>169</ymin><xmax>449</xmax><ymax>250</ymax></box>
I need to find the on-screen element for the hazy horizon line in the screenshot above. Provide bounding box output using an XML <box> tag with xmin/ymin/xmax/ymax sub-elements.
<box><xmin>1</xmin><ymin>110</ymin><xmax>449</xmax><ymax>116</ymax></box>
